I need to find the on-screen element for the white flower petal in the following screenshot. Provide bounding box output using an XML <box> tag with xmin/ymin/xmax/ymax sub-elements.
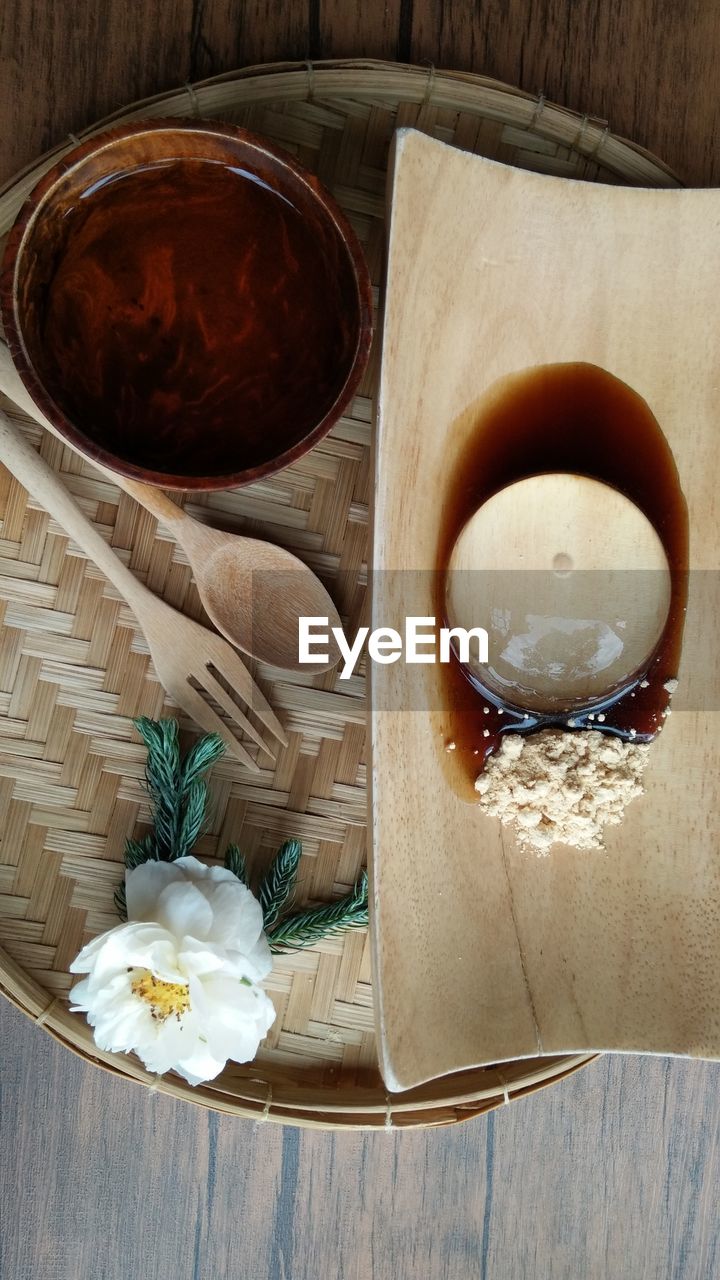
<box><xmin>174</xmin><ymin>858</ymin><xmax>240</xmax><ymax>889</ymax></box>
<box><xmin>122</xmin><ymin>1008</ymin><xmax>215</xmax><ymax>1080</ymax></box>
<box><xmin>136</xmin><ymin>1015</ymin><xmax>200</xmax><ymax>1076</ymax></box>
<box><xmin>205</xmin><ymin>1020</ymin><xmax>253</xmax><ymax>1064</ymax></box>
<box><xmin>68</xmin><ymin>975</ymin><xmax>93</xmax><ymax>1008</ymax></box>
<box><xmin>174</xmin><ymin>1042</ymin><xmax>227</xmax><ymax>1086</ymax></box>
<box><xmin>186</xmin><ymin>972</ymin><xmax>211</xmax><ymax>1021</ymax></box>
<box><xmin>125</xmin><ymin>861</ymin><xmax>185</xmax><ymax>922</ymax></box>
<box><xmin>71</xmin><ymin>923</ymin><xmax>181</xmax><ymax>984</ymax></box>
<box><xmin>204</xmin><ymin>1007</ymin><xmax>273</xmax><ymax>1065</ymax></box>
<box><xmin>91</xmin><ymin>1002</ymin><xmax>157</xmax><ymax>1053</ymax></box>
<box><xmin>186</xmin><ymin>974</ymin><xmax>275</xmax><ymax>1067</ymax></box>
<box><xmin>171</xmin><ymin>856</ymin><xmax>211</xmax><ymax>876</ymax></box>
<box><xmin>201</xmin><ymin>976</ymin><xmax>276</xmax><ymax>1062</ymax></box>
<box><xmin>155</xmin><ymin>881</ymin><xmax>213</xmax><ymax>940</ymax></box>
<box><xmin>70</xmin><ymin>970</ymin><xmax>130</xmax><ymax>1011</ymax></box>
<box><xmin>69</xmin><ymin>921</ymin><xmax>145</xmax><ymax>972</ymax></box>
<box><xmin>70</xmin><ymin>853</ymin><xmax>277</xmax><ymax>1085</ymax></box>
<box><xmin>201</xmin><ymin>878</ymin><xmax>266</xmax><ymax>952</ymax></box>
<box><xmin>177</xmin><ymin>938</ymin><xmax>226</xmax><ymax>977</ymax></box>
<box><xmin>201</xmin><ymin>974</ymin><xmax>273</xmax><ymax>1020</ymax></box>
<box><xmin>228</xmin><ymin>932</ymin><xmax>274</xmax><ymax>983</ymax></box>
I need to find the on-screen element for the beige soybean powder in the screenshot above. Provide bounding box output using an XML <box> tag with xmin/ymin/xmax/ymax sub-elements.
<box><xmin>474</xmin><ymin>729</ymin><xmax>651</xmax><ymax>854</ymax></box>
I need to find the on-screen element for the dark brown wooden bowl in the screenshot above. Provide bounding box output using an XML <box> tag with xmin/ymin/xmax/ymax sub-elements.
<box><xmin>0</xmin><ymin>120</ymin><xmax>373</xmax><ymax>491</ymax></box>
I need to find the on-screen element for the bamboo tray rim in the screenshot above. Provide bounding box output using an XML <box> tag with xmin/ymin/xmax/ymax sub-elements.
<box><xmin>0</xmin><ymin>57</ymin><xmax>679</xmax><ymax>1129</ymax></box>
<box><xmin>0</xmin><ymin>59</ymin><xmax>681</xmax><ymax>216</ymax></box>
<box><xmin>0</xmin><ymin>940</ymin><xmax>595</xmax><ymax>1125</ymax></box>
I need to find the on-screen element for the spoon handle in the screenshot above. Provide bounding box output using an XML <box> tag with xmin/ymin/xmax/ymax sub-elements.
<box><xmin>108</xmin><ymin>472</ymin><xmax>190</xmax><ymax>527</ymax></box>
<box><xmin>0</xmin><ymin>409</ymin><xmax>150</xmax><ymax>614</ymax></box>
<box><xmin>107</xmin><ymin>470</ymin><xmax>217</xmax><ymax>562</ymax></box>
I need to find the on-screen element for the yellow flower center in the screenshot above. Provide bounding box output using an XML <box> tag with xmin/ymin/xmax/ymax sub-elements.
<box><xmin>131</xmin><ymin>970</ymin><xmax>190</xmax><ymax>1022</ymax></box>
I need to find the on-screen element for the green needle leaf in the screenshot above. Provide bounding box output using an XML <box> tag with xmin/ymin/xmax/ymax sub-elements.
<box><xmin>267</xmin><ymin>872</ymin><xmax>368</xmax><ymax>952</ymax></box>
<box><xmin>259</xmin><ymin>839</ymin><xmax>302</xmax><ymax>929</ymax></box>
<box><xmin>116</xmin><ymin>719</ymin><xmax>226</xmax><ymax>915</ymax></box>
<box><xmin>224</xmin><ymin>844</ymin><xmax>248</xmax><ymax>885</ymax></box>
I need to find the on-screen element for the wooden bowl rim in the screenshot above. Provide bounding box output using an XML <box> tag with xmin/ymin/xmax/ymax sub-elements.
<box><xmin>0</xmin><ymin>117</ymin><xmax>374</xmax><ymax>492</ymax></box>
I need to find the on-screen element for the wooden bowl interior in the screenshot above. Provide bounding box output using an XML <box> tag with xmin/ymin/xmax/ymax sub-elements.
<box><xmin>1</xmin><ymin>121</ymin><xmax>372</xmax><ymax>491</ymax></box>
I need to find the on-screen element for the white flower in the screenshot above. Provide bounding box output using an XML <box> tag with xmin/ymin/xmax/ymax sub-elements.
<box><xmin>69</xmin><ymin>856</ymin><xmax>276</xmax><ymax>1085</ymax></box>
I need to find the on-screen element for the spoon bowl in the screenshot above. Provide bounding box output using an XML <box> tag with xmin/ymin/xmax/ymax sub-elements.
<box><xmin>183</xmin><ymin>524</ymin><xmax>342</xmax><ymax>674</ymax></box>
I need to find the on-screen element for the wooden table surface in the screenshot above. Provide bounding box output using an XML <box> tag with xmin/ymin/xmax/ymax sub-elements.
<box><xmin>1</xmin><ymin>4</ymin><xmax>720</xmax><ymax>1278</ymax></box>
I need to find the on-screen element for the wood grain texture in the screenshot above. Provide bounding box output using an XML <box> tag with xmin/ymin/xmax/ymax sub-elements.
<box><xmin>2</xmin><ymin>2</ymin><xmax>720</xmax><ymax>1276</ymax></box>
<box><xmin>409</xmin><ymin>0</ymin><xmax>720</xmax><ymax>187</ymax></box>
<box><xmin>3</xmin><ymin>0</ymin><xmax>720</xmax><ymax>187</ymax></box>
<box><xmin>2</xmin><ymin>996</ymin><xmax>720</xmax><ymax>1280</ymax></box>
<box><xmin>373</xmin><ymin>130</ymin><xmax>720</xmax><ymax>1089</ymax></box>
<box><xmin>0</xmin><ymin>0</ymin><xmax>195</xmax><ymax>184</ymax></box>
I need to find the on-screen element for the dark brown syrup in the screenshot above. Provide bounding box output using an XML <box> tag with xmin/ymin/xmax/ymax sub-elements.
<box><xmin>38</xmin><ymin>158</ymin><xmax>359</xmax><ymax>478</ymax></box>
<box><xmin>435</xmin><ymin>363</ymin><xmax>689</xmax><ymax>791</ymax></box>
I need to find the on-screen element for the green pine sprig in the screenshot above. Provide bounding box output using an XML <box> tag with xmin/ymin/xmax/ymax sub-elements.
<box><xmin>258</xmin><ymin>839</ymin><xmax>302</xmax><ymax>929</ymax></box>
<box><xmin>115</xmin><ymin>718</ymin><xmax>369</xmax><ymax>950</ymax></box>
<box><xmin>266</xmin><ymin>872</ymin><xmax>369</xmax><ymax>953</ymax></box>
<box><xmin>133</xmin><ymin>717</ymin><xmax>224</xmax><ymax>862</ymax></box>
<box><xmin>124</xmin><ymin>832</ymin><xmax>158</xmax><ymax>870</ymax></box>
<box><xmin>224</xmin><ymin>844</ymin><xmax>248</xmax><ymax>885</ymax></box>
<box><xmin>115</xmin><ymin>719</ymin><xmax>225</xmax><ymax>919</ymax></box>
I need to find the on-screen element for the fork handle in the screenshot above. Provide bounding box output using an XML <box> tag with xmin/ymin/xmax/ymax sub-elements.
<box><xmin>0</xmin><ymin>409</ymin><xmax>151</xmax><ymax>616</ymax></box>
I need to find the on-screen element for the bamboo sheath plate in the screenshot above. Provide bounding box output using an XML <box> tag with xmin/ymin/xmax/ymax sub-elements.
<box><xmin>0</xmin><ymin>60</ymin><xmax>678</xmax><ymax>1129</ymax></box>
<box><xmin>373</xmin><ymin>127</ymin><xmax>719</xmax><ymax>1093</ymax></box>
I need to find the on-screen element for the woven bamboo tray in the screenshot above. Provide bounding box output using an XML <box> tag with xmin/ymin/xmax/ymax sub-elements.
<box><xmin>0</xmin><ymin>60</ymin><xmax>679</xmax><ymax>1130</ymax></box>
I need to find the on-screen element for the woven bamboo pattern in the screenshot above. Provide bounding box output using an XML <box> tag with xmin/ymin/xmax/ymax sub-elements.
<box><xmin>0</xmin><ymin>61</ymin><xmax>677</xmax><ymax>1129</ymax></box>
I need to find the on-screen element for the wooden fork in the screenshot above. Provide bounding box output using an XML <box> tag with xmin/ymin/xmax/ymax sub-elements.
<box><xmin>0</xmin><ymin>408</ymin><xmax>286</xmax><ymax>770</ymax></box>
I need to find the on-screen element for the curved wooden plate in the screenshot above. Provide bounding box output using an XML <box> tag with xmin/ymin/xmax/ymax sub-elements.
<box><xmin>373</xmin><ymin>129</ymin><xmax>717</xmax><ymax>1091</ymax></box>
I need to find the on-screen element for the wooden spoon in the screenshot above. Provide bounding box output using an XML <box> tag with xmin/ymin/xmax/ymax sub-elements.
<box><xmin>445</xmin><ymin>473</ymin><xmax>672</xmax><ymax>713</ymax></box>
<box><xmin>0</xmin><ymin>408</ymin><xmax>286</xmax><ymax>769</ymax></box>
<box><xmin>0</xmin><ymin>341</ymin><xmax>341</xmax><ymax>674</ymax></box>
<box><xmin>104</xmin><ymin>475</ymin><xmax>342</xmax><ymax>674</ymax></box>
